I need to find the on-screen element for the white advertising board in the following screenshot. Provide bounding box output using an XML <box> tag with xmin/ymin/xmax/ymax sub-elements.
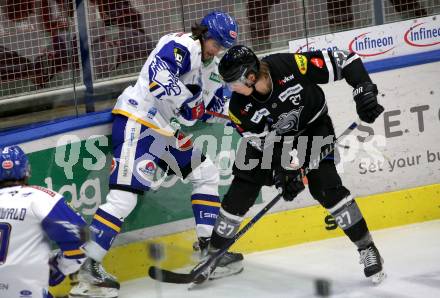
<box><xmin>289</xmin><ymin>15</ymin><xmax>440</xmax><ymax>60</ymax></box>
<box><xmin>258</xmin><ymin>60</ymin><xmax>440</xmax><ymax>214</ymax></box>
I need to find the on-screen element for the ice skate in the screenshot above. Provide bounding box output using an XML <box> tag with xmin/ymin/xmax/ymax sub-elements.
<box><xmin>69</xmin><ymin>258</ymin><xmax>120</xmax><ymax>298</ymax></box>
<box><xmin>359</xmin><ymin>243</ymin><xmax>386</xmax><ymax>284</ymax></box>
<box><xmin>189</xmin><ymin>245</ymin><xmax>244</xmax><ymax>288</ymax></box>
<box><xmin>209</xmin><ymin>250</ymin><xmax>244</xmax><ymax>280</ymax></box>
<box><xmin>193</xmin><ymin>238</ymin><xmax>244</xmax><ymax>280</ymax></box>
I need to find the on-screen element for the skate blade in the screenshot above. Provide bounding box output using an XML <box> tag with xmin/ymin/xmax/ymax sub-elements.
<box><xmin>69</xmin><ymin>282</ymin><xmax>119</xmax><ymax>298</ymax></box>
<box><xmin>188</xmin><ymin>277</ymin><xmax>211</xmax><ymax>291</ymax></box>
<box><xmin>371</xmin><ymin>271</ymin><xmax>387</xmax><ymax>285</ymax></box>
<box><xmin>209</xmin><ymin>266</ymin><xmax>244</xmax><ymax>280</ymax></box>
<box><xmin>187</xmin><ymin>267</ymin><xmax>245</xmax><ymax>290</ymax></box>
<box><xmin>188</xmin><ymin>281</ymin><xmax>199</xmax><ymax>290</ymax></box>
<box><xmin>210</xmin><ymin>260</ymin><xmax>244</xmax><ymax>280</ymax></box>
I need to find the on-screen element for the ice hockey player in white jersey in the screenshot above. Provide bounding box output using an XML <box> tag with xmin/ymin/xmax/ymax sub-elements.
<box><xmin>70</xmin><ymin>11</ymin><xmax>243</xmax><ymax>298</ymax></box>
<box><xmin>0</xmin><ymin>145</ymin><xmax>87</xmax><ymax>298</ymax></box>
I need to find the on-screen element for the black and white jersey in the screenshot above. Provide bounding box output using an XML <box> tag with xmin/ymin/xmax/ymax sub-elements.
<box><xmin>228</xmin><ymin>50</ymin><xmax>371</xmax><ymax>143</ymax></box>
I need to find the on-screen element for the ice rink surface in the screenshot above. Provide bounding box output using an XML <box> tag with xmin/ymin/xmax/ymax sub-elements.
<box><xmin>120</xmin><ymin>220</ymin><xmax>440</xmax><ymax>297</ymax></box>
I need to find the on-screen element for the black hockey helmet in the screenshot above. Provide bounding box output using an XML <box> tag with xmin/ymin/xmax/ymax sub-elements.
<box><xmin>219</xmin><ymin>45</ymin><xmax>260</xmax><ymax>83</ymax></box>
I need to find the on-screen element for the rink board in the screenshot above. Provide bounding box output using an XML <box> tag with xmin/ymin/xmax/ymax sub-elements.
<box><xmin>18</xmin><ymin>59</ymin><xmax>440</xmax><ymax>296</ymax></box>
<box><xmin>1</xmin><ymin>17</ymin><xmax>437</xmax><ymax>295</ymax></box>
<box><xmin>50</xmin><ymin>183</ymin><xmax>426</xmax><ymax>294</ymax></box>
<box><xmin>99</xmin><ymin>183</ymin><xmax>440</xmax><ymax>281</ymax></box>
<box><xmin>50</xmin><ymin>182</ymin><xmax>440</xmax><ymax>296</ymax></box>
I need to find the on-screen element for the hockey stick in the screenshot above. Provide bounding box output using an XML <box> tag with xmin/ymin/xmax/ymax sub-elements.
<box><xmin>206</xmin><ymin>109</ymin><xmax>387</xmax><ymax>160</ymax></box>
<box><xmin>148</xmin><ymin>120</ymin><xmax>360</xmax><ymax>284</ymax></box>
<box><xmin>148</xmin><ymin>193</ymin><xmax>284</xmax><ymax>284</ymax></box>
<box><xmin>205</xmin><ymin>109</ymin><xmax>230</xmax><ymax>120</ymax></box>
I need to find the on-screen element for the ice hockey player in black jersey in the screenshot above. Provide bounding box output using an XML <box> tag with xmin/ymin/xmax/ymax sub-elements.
<box><xmin>194</xmin><ymin>45</ymin><xmax>386</xmax><ymax>285</ymax></box>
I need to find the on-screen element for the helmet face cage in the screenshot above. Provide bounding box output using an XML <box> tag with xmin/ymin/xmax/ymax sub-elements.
<box><xmin>219</xmin><ymin>45</ymin><xmax>260</xmax><ymax>83</ymax></box>
<box><xmin>0</xmin><ymin>146</ymin><xmax>30</xmax><ymax>182</ymax></box>
<box><xmin>201</xmin><ymin>11</ymin><xmax>238</xmax><ymax>49</ymax></box>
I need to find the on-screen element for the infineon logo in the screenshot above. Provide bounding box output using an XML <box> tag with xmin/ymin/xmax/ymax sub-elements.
<box><xmin>404</xmin><ymin>22</ymin><xmax>440</xmax><ymax>47</ymax></box>
<box><xmin>348</xmin><ymin>32</ymin><xmax>395</xmax><ymax>57</ymax></box>
<box><xmin>294</xmin><ymin>42</ymin><xmax>338</xmax><ymax>53</ymax></box>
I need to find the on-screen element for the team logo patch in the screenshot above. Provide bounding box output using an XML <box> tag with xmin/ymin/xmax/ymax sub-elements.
<box><xmin>311</xmin><ymin>57</ymin><xmax>324</xmax><ymax>68</ymax></box>
<box><xmin>1</xmin><ymin>160</ymin><xmax>13</xmax><ymax>170</ymax></box>
<box><xmin>137</xmin><ymin>160</ymin><xmax>157</xmax><ymax>178</ymax></box>
<box><xmin>251</xmin><ymin>108</ymin><xmax>270</xmax><ymax>124</ymax></box>
<box><xmin>272</xmin><ymin>106</ymin><xmax>304</xmax><ymax>134</ymax></box>
<box><xmin>229</xmin><ymin>30</ymin><xmax>237</xmax><ymax>39</ymax></box>
<box><xmin>128</xmin><ymin>99</ymin><xmax>138</xmax><ymax>106</ymax></box>
<box><xmin>20</xmin><ymin>290</ymin><xmax>32</xmax><ymax>297</ymax></box>
<box><xmin>174</xmin><ymin>46</ymin><xmax>187</xmax><ymax>68</ymax></box>
<box><xmin>244</xmin><ymin>103</ymin><xmax>252</xmax><ymax>112</ymax></box>
<box><xmin>209</xmin><ymin>72</ymin><xmax>221</xmax><ymax>83</ymax></box>
<box><xmin>278</xmin><ymin>74</ymin><xmax>294</xmax><ymax>86</ymax></box>
<box><xmin>149</xmin><ymin>55</ymin><xmax>181</xmax><ymax>97</ymax></box>
<box><xmin>228</xmin><ymin>111</ymin><xmax>242</xmax><ymax>125</ymax></box>
<box><xmin>147</xmin><ymin>107</ymin><xmax>157</xmax><ymax>119</ymax></box>
<box><xmin>279</xmin><ymin>84</ymin><xmax>303</xmax><ymax>104</ymax></box>
<box><xmin>294</xmin><ymin>54</ymin><xmax>308</xmax><ymax>75</ymax></box>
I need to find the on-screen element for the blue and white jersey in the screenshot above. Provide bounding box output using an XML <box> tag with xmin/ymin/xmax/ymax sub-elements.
<box><xmin>113</xmin><ymin>32</ymin><xmax>227</xmax><ymax>136</ymax></box>
<box><xmin>0</xmin><ymin>185</ymin><xmax>86</xmax><ymax>298</ymax></box>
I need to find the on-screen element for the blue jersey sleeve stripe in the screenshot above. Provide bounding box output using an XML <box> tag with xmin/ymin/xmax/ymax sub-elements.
<box><xmin>41</xmin><ymin>199</ymin><xmax>87</xmax><ymax>254</ymax></box>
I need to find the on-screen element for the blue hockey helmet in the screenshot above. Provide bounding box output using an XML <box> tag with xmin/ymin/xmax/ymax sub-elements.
<box><xmin>201</xmin><ymin>11</ymin><xmax>238</xmax><ymax>49</ymax></box>
<box><xmin>0</xmin><ymin>145</ymin><xmax>30</xmax><ymax>182</ymax></box>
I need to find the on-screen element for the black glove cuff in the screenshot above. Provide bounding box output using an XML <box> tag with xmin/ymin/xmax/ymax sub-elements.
<box><xmin>353</xmin><ymin>82</ymin><xmax>378</xmax><ymax>103</ymax></box>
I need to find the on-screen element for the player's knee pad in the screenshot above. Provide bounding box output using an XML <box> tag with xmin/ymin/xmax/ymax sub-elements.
<box><xmin>188</xmin><ymin>158</ymin><xmax>219</xmax><ymax>196</ymax></box>
<box><xmin>327</xmin><ymin>195</ymin><xmax>370</xmax><ymax>245</ymax></box>
<box><xmin>100</xmin><ymin>189</ymin><xmax>138</xmax><ymax>220</ymax></box>
<box><xmin>221</xmin><ymin>177</ymin><xmax>261</xmax><ymax>216</ymax></box>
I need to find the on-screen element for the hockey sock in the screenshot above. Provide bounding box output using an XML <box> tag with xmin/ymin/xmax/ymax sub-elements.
<box><xmin>85</xmin><ymin>208</ymin><xmax>123</xmax><ymax>261</ymax></box>
<box><xmin>210</xmin><ymin>208</ymin><xmax>243</xmax><ymax>249</ymax></box>
<box><xmin>191</xmin><ymin>193</ymin><xmax>221</xmax><ymax>238</ymax></box>
<box><xmin>327</xmin><ymin>195</ymin><xmax>371</xmax><ymax>245</ymax></box>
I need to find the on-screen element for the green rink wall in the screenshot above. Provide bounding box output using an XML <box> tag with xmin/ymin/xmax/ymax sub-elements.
<box><xmin>12</xmin><ymin>114</ymin><xmax>439</xmax><ymax>297</ymax></box>
<box><xmin>24</xmin><ymin>121</ymin><xmax>261</xmax><ymax>231</ymax></box>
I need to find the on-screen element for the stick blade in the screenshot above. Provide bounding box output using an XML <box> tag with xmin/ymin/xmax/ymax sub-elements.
<box><xmin>148</xmin><ymin>266</ymin><xmax>194</xmax><ymax>284</ymax></box>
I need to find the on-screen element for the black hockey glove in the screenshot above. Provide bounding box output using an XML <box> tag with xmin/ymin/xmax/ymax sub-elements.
<box><xmin>273</xmin><ymin>167</ymin><xmax>305</xmax><ymax>201</ymax></box>
<box><xmin>353</xmin><ymin>82</ymin><xmax>384</xmax><ymax>124</ymax></box>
